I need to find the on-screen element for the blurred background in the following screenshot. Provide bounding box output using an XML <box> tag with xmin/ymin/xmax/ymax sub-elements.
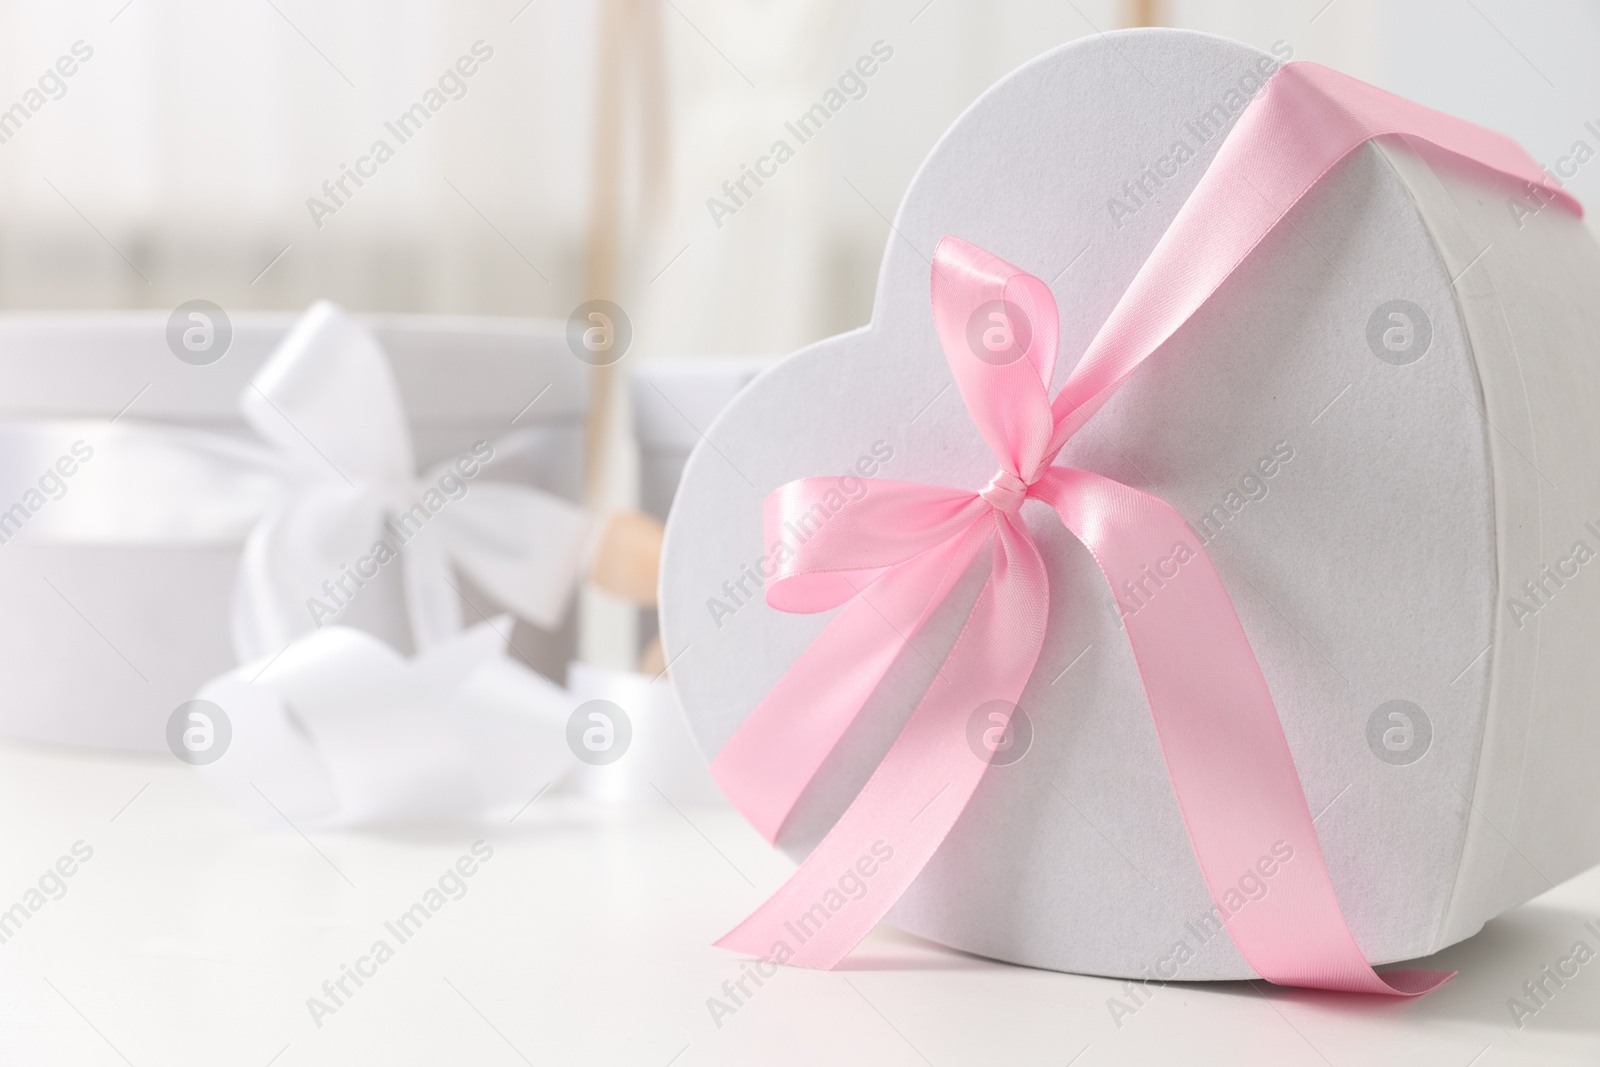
<box><xmin>3</xmin><ymin>0</ymin><xmax>1598</xmax><ymax>362</ymax></box>
<box><xmin>5</xmin><ymin>7</ymin><xmax>1600</xmax><ymax>1063</ymax></box>
<box><xmin>2</xmin><ymin>0</ymin><xmax>1598</xmax><ymax>687</ymax></box>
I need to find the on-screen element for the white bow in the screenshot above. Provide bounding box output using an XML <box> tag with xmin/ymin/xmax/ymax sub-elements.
<box><xmin>17</xmin><ymin>302</ymin><xmax>593</xmax><ymax>661</ymax></box>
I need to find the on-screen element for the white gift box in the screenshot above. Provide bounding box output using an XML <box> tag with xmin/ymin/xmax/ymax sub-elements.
<box><xmin>633</xmin><ymin>358</ymin><xmax>772</xmax><ymax>655</ymax></box>
<box><xmin>660</xmin><ymin>30</ymin><xmax>1600</xmax><ymax>979</ymax></box>
<box><xmin>633</xmin><ymin>359</ymin><xmax>774</xmax><ymax>522</ymax></box>
<box><xmin>0</xmin><ymin>310</ymin><xmax>588</xmax><ymax>752</ymax></box>
<box><xmin>550</xmin><ymin>359</ymin><xmax>775</xmax><ymax>809</ymax></box>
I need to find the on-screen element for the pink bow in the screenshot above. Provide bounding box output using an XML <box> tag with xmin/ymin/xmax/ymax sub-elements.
<box><xmin>710</xmin><ymin>61</ymin><xmax>1578</xmax><ymax>994</ymax></box>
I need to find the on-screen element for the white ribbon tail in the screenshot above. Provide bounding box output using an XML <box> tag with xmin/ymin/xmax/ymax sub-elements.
<box><xmin>431</xmin><ymin>481</ymin><xmax>595</xmax><ymax>632</ymax></box>
<box><xmin>198</xmin><ymin>618</ymin><xmax>575</xmax><ymax>827</ymax></box>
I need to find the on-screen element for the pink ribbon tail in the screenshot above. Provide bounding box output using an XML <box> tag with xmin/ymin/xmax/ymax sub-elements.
<box><xmin>711</xmin><ymin>519</ymin><xmax>989</xmax><ymax>843</ymax></box>
<box><xmin>1033</xmin><ymin>467</ymin><xmax>1450</xmax><ymax>994</ymax></box>
<box><xmin>716</xmin><ymin>514</ymin><xmax>1047</xmax><ymax>968</ymax></box>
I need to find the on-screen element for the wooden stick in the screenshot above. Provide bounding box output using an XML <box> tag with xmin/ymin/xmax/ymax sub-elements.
<box><xmin>581</xmin><ymin>0</ymin><xmax>630</xmax><ymax>510</ymax></box>
<box><xmin>580</xmin><ymin>1</ymin><xmax>674</xmax><ymax>673</ymax></box>
<box><xmin>589</xmin><ymin>510</ymin><xmax>665</xmax><ymax>607</ymax></box>
<box><xmin>1125</xmin><ymin>0</ymin><xmax>1164</xmax><ymax>27</ymax></box>
<box><xmin>581</xmin><ymin>0</ymin><xmax>671</xmax><ymax>510</ymax></box>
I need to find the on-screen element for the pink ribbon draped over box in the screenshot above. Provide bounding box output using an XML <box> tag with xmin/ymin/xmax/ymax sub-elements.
<box><xmin>708</xmin><ymin>61</ymin><xmax>1580</xmax><ymax>994</ymax></box>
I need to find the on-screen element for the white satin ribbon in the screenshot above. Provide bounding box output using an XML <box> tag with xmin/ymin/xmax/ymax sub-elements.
<box><xmin>564</xmin><ymin>661</ymin><xmax>727</xmax><ymax>808</ymax></box>
<box><xmin>198</xmin><ymin>618</ymin><xmax>574</xmax><ymax>826</ymax></box>
<box><xmin>10</xmin><ymin>302</ymin><xmax>593</xmax><ymax>660</ymax></box>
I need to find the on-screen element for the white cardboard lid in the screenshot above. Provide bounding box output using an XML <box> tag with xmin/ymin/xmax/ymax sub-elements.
<box><xmin>632</xmin><ymin>358</ymin><xmax>775</xmax><ymax>451</ymax></box>
<box><xmin>0</xmin><ymin>312</ymin><xmax>588</xmax><ymax>425</ymax></box>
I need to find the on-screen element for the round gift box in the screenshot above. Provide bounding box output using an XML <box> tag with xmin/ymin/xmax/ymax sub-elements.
<box><xmin>0</xmin><ymin>311</ymin><xmax>587</xmax><ymax>752</ymax></box>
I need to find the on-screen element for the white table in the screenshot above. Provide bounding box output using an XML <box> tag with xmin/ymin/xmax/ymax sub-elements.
<box><xmin>1</xmin><ymin>740</ymin><xmax>1597</xmax><ymax>1066</ymax></box>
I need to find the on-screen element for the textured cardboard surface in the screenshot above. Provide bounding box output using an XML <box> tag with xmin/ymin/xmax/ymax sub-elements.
<box><xmin>1384</xmin><ymin>142</ymin><xmax>1600</xmax><ymax>952</ymax></box>
<box><xmin>661</xmin><ymin>30</ymin><xmax>1600</xmax><ymax>978</ymax></box>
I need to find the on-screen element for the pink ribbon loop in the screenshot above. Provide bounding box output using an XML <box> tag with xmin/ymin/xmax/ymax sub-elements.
<box><xmin>709</xmin><ymin>60</ymin><xmax>1579</xmax><ymax>993</ymax></box>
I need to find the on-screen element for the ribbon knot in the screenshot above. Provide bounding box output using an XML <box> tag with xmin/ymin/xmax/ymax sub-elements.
<box><xmin>705</xmin><ymin>60</ymin><xmax>1581</xmax><ymax>996</ymax></box>
<box><xmin>978</xmin><ymin>470</ymin><xmax>1028</xmax><ymax>514</ymax></box>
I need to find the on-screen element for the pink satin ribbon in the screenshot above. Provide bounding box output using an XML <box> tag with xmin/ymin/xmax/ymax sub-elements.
<box><xmin>710</xmin><ymin>61</ymin><xmax>1579</xmax><ymax>993</ymax></box>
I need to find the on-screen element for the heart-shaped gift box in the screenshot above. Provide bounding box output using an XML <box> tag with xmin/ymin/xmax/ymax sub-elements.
<box><xmin>660</xmin><ymin>29</ymin><xmax>1600</xmax><ymax>980</ymax></box>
